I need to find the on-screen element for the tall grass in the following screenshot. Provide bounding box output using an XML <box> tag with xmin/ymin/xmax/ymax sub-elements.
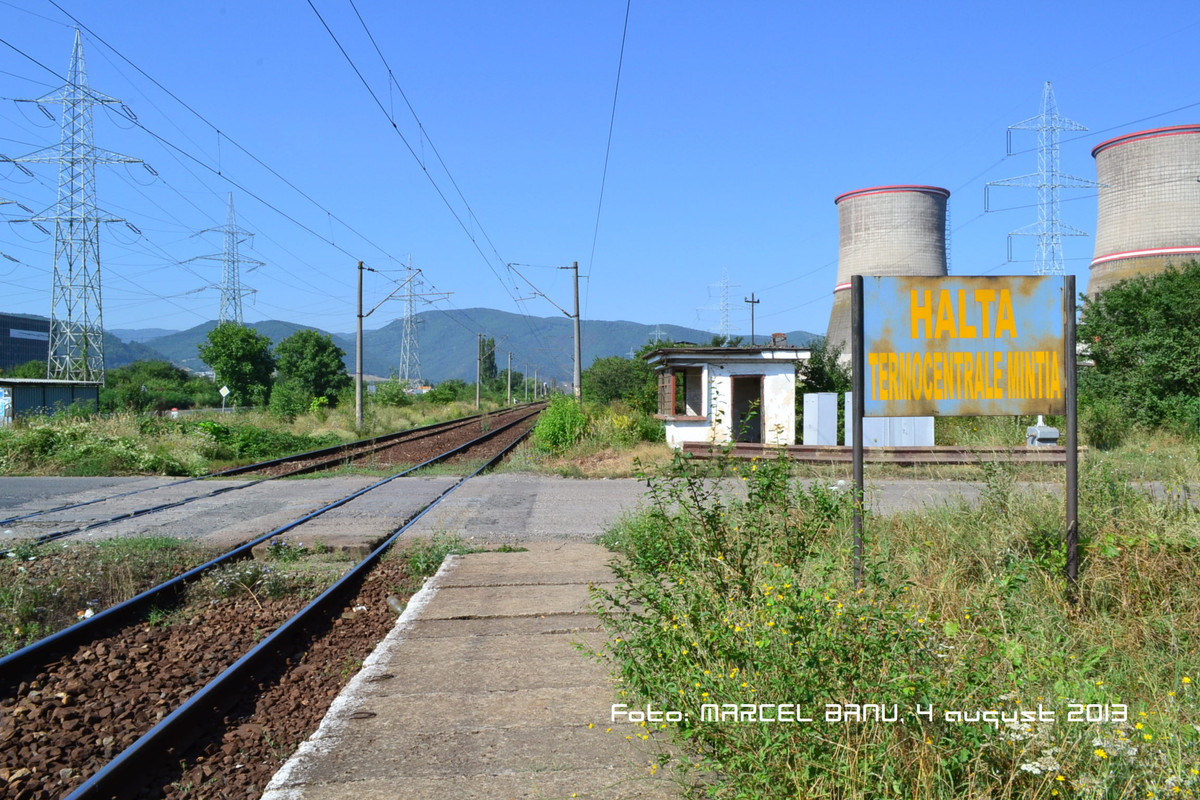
<box><xmin>0</xmin><ymin>400</ymin><xmax>507</xmax><ymax>477</ymax></box>
<box><xmin>1</xmin><ymin>536</ymin><xmax>217</xmax><ymax>655</ymax></box>
<box><xmin>594</xmin><ymin>451</ymin><xmax>1200</xmax><ymax>798</ymax></box>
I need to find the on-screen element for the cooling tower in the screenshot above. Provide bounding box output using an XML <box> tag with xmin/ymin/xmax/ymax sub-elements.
<box><xmin>1089</xmin><ymin>125</ymin><xmax>1200</xmax><ymax>296</ymax></box>
<box><xmin>825</xmin><ymin>185</ymin><xmax>950</xmax><ymax>354</ymax></box>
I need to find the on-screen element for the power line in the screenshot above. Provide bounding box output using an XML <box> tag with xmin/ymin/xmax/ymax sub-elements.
<box><xmin>0</xmin><ymin>34</ymin><xmax>358</xmax><ymax>266</ymax></box>
<box><xmin>43</xmin><ymin>0</ymin><xmax>405</xmax><ymax>268</ymax></box>
<box><xmin>585</xmin><ymin>0</ymin><xmax>632</xmax><ymax>317</ymax></box>
<box><xmin>303</xmin><ymin>0</ymin><xmax>514</xmax><ymax>292</ymax></box>
<box><xmin>345</xmin><ymin>0</ymin><xmax>506</xmax><ymax>271</ymax></box>
<box><xmin>306</xmin><ymin>0</ymin><xmax>555</xmax><ymax>359</ymax></box>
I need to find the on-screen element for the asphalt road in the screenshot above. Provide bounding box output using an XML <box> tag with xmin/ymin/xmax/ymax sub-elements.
<box><xmin>0</xmin><ymin>474</ymin><xmax>994</xmax><ymax>553</ymax></box>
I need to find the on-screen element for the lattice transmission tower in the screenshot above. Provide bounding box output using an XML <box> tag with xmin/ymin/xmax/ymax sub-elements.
<box><xmin>5</xmin><ymin>30</ymin><xmax>142</xmax><ymax>381</ymax></box>
<box><xmin>397</xmin><ymin>258</ymin><xmax>423</xmax><ymax>387</ymax></box>
<box><xmin>697</xmin><ymin>268</ymin><xmax>736</xmax><ymax>341</ymax></box>
<box><xmin>189</xmin><ymin>194</ymin><xmax>260</xmax><ymax>325</ymax></box>
<box><xmin>986</xmin><ymin>81</ymin><xmax>1099</xmax><ymax>276</ymax></box>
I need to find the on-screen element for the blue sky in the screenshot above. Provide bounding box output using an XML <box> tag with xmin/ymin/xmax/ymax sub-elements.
<box><xmin>1</xmin><ymin>0</ymin><xmax>1198</xmax><ymax>341</ymax></box>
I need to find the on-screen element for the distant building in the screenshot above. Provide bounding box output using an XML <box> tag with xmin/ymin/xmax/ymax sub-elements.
<box><xmin>0</xmin><ymin>313</ymin><xmax>50</xmax><ymax>374</ymax></box>
<box><xmin>643</xmin><ymin>337</ymin><xmax>810</xmax><ymax>448</ymax></box>
<box><xmin>0</xmin><ymin>378</ymin><xmax>100</xmax><ymax>424</ymax></box>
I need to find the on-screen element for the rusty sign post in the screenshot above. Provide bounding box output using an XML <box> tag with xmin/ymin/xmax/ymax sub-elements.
<box><xmin>851</xmin><ymin>275</ymin><xmax>1077</xmax><ymax>588</ymax></box>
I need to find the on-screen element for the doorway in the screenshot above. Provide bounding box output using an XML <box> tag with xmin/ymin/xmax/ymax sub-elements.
<box><xmin>731</xmin><ymin>376</ymin><xmax>762</xmax><ymax>443</ymax></box>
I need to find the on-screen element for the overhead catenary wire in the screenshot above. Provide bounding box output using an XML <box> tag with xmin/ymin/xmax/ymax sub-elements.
<box><xmin>584</xmin><ymin>0</ymin><xmax>632</xmax><ymax>319</ymax></box>
<box><xmin>43</xmin><ymin>0</ymin><xmax>409</xmax><ymax>270</ymax></box>
<box><xmin>304</xmin><ymin>0</ymin><xmax>557</xmax><ymax>360</ymax></box>
<box><xmin>303</xmin><ymin>1</ymin><xmax>513</xmax><ymax>293</ymax></box>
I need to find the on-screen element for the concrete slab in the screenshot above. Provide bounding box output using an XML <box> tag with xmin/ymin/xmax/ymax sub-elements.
<box><xmin>351</xmin><ymin>633</ymin><xmax>604</xmax><ymax>694</ymax></box>
<box><xmin>286</xmin><ymin>768</ymin><xmax>680</xmax><ymax>800</ymax></box>
<box><xmin>329</xmin><ymin>686</ymin><xmax>625</xmax><ymax>730</ymax></box>
<box><xmin>403</xmin><ymin>614</ymin><xmax>604</xmax><ymax>639</ymax></box>
<box><xmin>423</xmin><ymin>585</ymin><xmax>598</xmax><ymax>619</ymax></box>
<box><xmin>401</xmin><ymin>474</ymin><xmax>649</xmax><ymax>544</ymax></box>
<box><xmin>262</xmin><ymin>543</ymin><xmax>683</xmax><ymax>800</ymax></box>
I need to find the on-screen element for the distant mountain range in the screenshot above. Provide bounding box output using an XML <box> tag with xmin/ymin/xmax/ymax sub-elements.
<box><xmin>24</xmin><ymin>309</ymin><xmax>820</xmax><ymax>384</ymax></box>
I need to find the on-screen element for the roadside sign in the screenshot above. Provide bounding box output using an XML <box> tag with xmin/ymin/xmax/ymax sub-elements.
<box><xmin>850</xmin><ymin>274</ymin><xmax>1079</xmax><ymax>591</ymax></box>
<box><xmin>219</xmin><ymin>386</ymin><xmax>230</xmax><ymax>398</ymax></box>
<box><xmin>862</xmin><ymin>276</ymin><xmax>1066</xmax><ymax>417</ymax></box>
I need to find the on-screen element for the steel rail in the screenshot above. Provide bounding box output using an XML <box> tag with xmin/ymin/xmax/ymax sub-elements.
<box><xmin>0</xmin><ymin>406</ymin><xmax>537</xmax><ymax>551</ymax></box>
<box><xmin>64</xmin><ymin>417</ymin><xmax>535</xmax><ymax>800</ymax></box>
<box><xmin>0</xmin><ymin>408</ymin><xmax>540</xmax><ymax>682</ymax></box>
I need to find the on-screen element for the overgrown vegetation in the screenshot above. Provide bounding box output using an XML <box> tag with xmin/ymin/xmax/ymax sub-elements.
<box><xmin>0</xmin><ymin>536</ymin><xmax>219</xmax><ymax>655</ymax></box>
<box><xmin>595</xmin><ymin>450</ymin><xmax>1200</xmax><ymax>798</ymax></box>
<box><xmin>99</xmin><ymin>360</ymin><xmax>221</xmax><ymax>413</ymax></box>
<box><xmin>0</xmin><ymin>412</ymin><xmax>343</xmax><ymax>475</ymax></box>
<box><xmin>1079</xmin><ymin>260</ymin><xmax>1200</xmax><ymax>438</ymax></box>
<box><xmin>0</xmin><ymin>395</ymin><xmax>514</xmax><ymax>477</ymax></box>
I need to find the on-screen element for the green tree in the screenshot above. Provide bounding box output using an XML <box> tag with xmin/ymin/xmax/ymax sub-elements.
<box><xmin>480</xmin><ymin>336</ymin><xmax>498</xmax><ymax>383</ymax></box>
<box><xmin>425</xmin><ymin>379</ymin><xmax>471</xmax><ymax>405</ymax></box>
<box><xmin>101</xmin><ymin>360</ymin><xmax>196</xmax><ymax>413</ymax></box>
<box><xmin>5</xmin><ymin>360</ymin><xmax>46</xmax><ymax>378</ymax></box>
<box><xmin>628</xmin><ymin>339</ymin><xmax>678</xmax><ymax>415</ymax></box>
<box><xmin>274</xmin><ymin>329</ymin><xmax>351</xmax><ymax>406</ymax></box>
<box><xmin>581</xmin><ymin>355</ymin><xmax>651</xmax><ymax>406</ymax></box>
<box><xmin>797</xmin><ymin>336</ymin><xmax>851</xmax><ymax>395</ymax></box>
<box><xmin>197</xmin><ymin>323</ymin><xmax>275</xmax><ymax>407</ymax></box>
<box><xmin>1078</xmin><ymin>260</ymin><xmax>1200</xmax><ymax>432</ymax></box>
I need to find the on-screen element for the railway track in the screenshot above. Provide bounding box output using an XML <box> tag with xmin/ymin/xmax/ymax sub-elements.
<box><xmin>0</xmin><ymin>404</ymin><xmax>540</xmax><ymax>551</ymax></box>
<box><xmin>0</xmin><ymin>405</ymin><xmax>541</xmax><ymax>800</ymax></box>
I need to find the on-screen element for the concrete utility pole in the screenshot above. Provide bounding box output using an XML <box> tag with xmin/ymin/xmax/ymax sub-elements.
<box><xmin>476</xmin><ymin>333</ymin><xmax>482</xmax><ymax>410</ymax></box>
<box><xmin>559</xmin><ymin>261</ymin><xmax>582</xmax><ymax>398</ymax></box>
<box><xmin>507</xmin><ymin>351</ymin><xmax>512</xmax><ymax>405</ymax></box>
<box><xmin>745</xmin><ymin>293</ymin><xmax>760</xmax><ymax>345</ymax></box>
<box><xmin>356</xmin><ymin>261</ymin><xmax>364</xmax><ymax>430</ymax></box>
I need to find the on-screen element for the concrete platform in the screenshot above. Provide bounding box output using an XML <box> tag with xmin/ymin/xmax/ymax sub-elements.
<box><xmin>261</xmin><ymin>541</ymin><xmax>682</xmax><ymax>800</ymax></box>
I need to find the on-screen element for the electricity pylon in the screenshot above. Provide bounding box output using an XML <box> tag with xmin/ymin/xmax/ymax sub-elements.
<box><xmin>5</xmin><ymin>30</ymin><xmax>143</xmax><ymax>381</ymax></box>
<box><xmin>986</xmin><ymin>81</ymin><xmax>1099</xmax><ymax>276</ymax></box>
<box><xmin>189</xmin><ymin>194</ymin><xmax>261</xmax><ymax>325</ymax></box>
<box><xmin>397</xmin><ymin>257</ymin><xmax>422</xmax><ymax>387</ymax></box>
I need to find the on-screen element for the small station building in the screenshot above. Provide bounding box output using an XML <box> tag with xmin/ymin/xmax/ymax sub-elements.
<box><xmin>643</xmin><ymin>338</ymin><xmax>810</xmax><ymax>448</ymax></box>
<box><xmin>0</xmin><ymin>378</ymin><xmax>101</xmax><ymax>425</ymax></box>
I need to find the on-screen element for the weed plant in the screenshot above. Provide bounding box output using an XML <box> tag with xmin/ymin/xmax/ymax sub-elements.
<box><xmin>532</xmin><ymin>395</ymin><xmax>590</xmax><ymax>454</ymax></box>
<box><xmin>1</xmin><ymin>536</ymin><xmax>216</xmax><ymax>654</ymax></box>
<box><xmin>594</xmin><ymin>451</ymin><xmax>1200</xmax><ymax>798</ymax></box>
<box><xmin>0</xmin><ymin>400</ymin><xmax>508</xmax><ymax>477</ymax></box>
<box><xmin>198</xmin><ymin>560</ymin><xmax>291</xmax><ymax>604</ymax></box>
<box><xmin>393</xmin><ymin>533</ymin><xmax>483</xmax><ymax>578</ymax></box>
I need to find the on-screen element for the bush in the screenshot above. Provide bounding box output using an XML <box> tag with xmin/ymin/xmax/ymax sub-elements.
<box><xmin>593</xmin><ymin>449</ymin><xmax>1200</xmax><ymax>798</ymax></box>
<box><xmin>532</xmin><ymin>395</ymin><xmax>588</xmax><ymax>454</ymax></box>
<box><xmin>425</xmin><ymin>379</ymin><xmax>471</xmax><ymax>405</ymax></box>
<box><xmin>1079</xmin><ymin>260</ymin><xmax>1200</xmax><ymax>432</ymax></box>
<box><xmin>584</xmin><ymin>403</ymin><xmax>665</xmax><ymax>448</ymax></box>
<box><xmin>268</xmin><ymin>379</ymin><xmax>310</xmax><ymax>422</ymax></box>
<box><xmin>1081</xmin><ymin>399</ymin><xmax>1130</xmax><ymax>450</ymax></box>
<box><xmin>229</xmin><ymin>426</ymin><xmax>340</xmax><ymax>460</ymax></box>
<box><xmin>372</xmin><ymin>380</ymin><xmax>413</xmax><ymax>408</ymax></box>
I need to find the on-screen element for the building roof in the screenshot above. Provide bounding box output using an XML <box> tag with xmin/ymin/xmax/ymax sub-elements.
<box><xmin>642</xmin><ymin>345</ymin><xmax>810</xmax><ymax>366</ymax></box>
<box><xmin>0</xmin><ymin>378</ymin><xmax>102</xmax><ymax>387</ymax></box>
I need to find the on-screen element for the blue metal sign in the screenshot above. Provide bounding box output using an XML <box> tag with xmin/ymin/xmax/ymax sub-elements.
<box><xmin>862</xmin><ymin>276</ymin><xmax>1066</xmax><ymax>417</ymax></box>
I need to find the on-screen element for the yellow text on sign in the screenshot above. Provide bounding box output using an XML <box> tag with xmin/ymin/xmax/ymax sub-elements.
<box><xmin>867</xmin><ymin>350</ymin><xmax>1062</xmax><ymax>403</ymax></box>
<box><xmin>910</xmin><ymin>289</ymin><xmax>1018</xmax><ymax>340</ymax></box>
